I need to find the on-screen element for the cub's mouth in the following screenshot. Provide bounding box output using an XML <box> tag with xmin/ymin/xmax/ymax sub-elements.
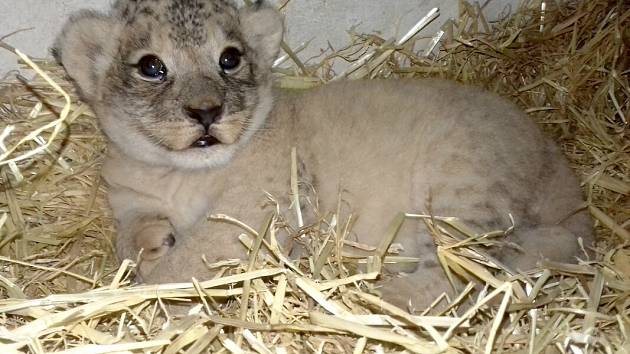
<box><xmin>192</xmin><ymin>135</ymin><xmax>221</xmax><ymax>148</ymax></box>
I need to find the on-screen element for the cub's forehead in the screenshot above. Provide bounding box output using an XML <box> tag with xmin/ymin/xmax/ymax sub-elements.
<box><xmin>113</xmin><ymin>0</ymin><xmax>239</xmax><ymax>46</ymax></box>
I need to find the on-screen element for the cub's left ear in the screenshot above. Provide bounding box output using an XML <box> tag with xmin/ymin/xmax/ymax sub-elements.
<box><xmin>239</xmin><ymin>1</ymin><xmax>284</xmax><ymax>69</ymax></box>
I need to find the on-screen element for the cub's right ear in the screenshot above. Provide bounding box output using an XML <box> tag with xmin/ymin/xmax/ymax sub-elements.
<box><xmin>53</xmin><ymin>10</ymin><xmax>121</xmax><ymax>102</ymax></box>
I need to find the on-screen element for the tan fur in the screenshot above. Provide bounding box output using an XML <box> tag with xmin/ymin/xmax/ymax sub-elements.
<box><xmin>56</xmin><ymin>0</ymin><xmax>592</xmax><ymax>308</ymax></box>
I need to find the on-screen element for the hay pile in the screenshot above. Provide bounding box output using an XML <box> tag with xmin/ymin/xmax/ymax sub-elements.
<box><xmin>0</xmin><ymin>0</ymin><xmax>628</xmax><ymax>353</ymax></box>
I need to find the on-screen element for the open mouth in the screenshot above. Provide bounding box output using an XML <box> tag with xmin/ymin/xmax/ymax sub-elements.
<box><xmin>192</xmin><ymin>135</ymin><xmax>220</xmax><ymax>148</ymax></box>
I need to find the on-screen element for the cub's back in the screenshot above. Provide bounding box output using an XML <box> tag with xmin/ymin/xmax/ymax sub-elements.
<box><xmin>270</xmin><ymin>79</ymin><xmax>591</xmax><ymax>266</ymax></box>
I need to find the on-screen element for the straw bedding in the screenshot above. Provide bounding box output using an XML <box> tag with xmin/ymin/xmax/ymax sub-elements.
<box><xmin>0</xmin><ymin>0</ymin><xmax>628</xmax><ymax>353</ymax></box>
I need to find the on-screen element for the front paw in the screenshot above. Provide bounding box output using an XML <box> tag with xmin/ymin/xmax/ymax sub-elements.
<box><xmin>136</xmin><ymin>220</ymin><xmax>176</xmax><ymax>276</ymax></box>
<box><xmin>117</xmin><ymin>217</ymin><xmax>177</xmax><ymax>277</ymax></box>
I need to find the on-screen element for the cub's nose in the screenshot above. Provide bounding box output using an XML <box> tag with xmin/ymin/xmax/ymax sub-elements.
<box><xmin>184</xmin><ymin>105</ymin><xmax>223</xmax><ymax>130</ymax></box>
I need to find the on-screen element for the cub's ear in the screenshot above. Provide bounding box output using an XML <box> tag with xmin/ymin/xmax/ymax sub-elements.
<box><xmin>238</xmin><ymin>1</ymin><xmax>284</xmax><ymax>69</ymax></box>
<box><xmin>53</xmin><ymin>10</ymin><xmax>121</xmax><ymax>102</ymax></box>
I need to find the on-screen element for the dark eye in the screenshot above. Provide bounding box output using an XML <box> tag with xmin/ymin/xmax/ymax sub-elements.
<box><xmin>219</xmin><ymin>47</ymin><xmax>242</xmax><ymax>72</ymax></box>
<box><xmin>138</xmin><ymin>55</ymin><xmax>167</xmax><ymax>80</ymax></box>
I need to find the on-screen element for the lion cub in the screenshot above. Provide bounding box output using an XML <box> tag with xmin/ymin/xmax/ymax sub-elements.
<box><xmin>55</xmin><ymin>0</ymin><xmax>592</xmax><ymax>307</ymax></box>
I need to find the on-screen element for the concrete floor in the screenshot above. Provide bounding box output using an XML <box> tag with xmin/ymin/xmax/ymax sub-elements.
<box><xmin>0</xmin><ymin>0</ymin><xmax>517</xmax><ymax>77</ymax></box>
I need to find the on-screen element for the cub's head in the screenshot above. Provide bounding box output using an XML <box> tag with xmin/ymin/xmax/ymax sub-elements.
<box><xmin>54</xmin><ymin>0</ymin><xmax>283</xmax><ymax>168</ymax></box>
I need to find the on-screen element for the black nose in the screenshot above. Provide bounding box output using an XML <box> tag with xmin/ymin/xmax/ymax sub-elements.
<box><xmin>185</xmin><ymin>105</ymin><xmax>223</xmax><ymax>130</ymax></box>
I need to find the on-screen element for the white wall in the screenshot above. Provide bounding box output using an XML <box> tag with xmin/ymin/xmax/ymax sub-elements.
<box><xmin>0</xmin><ymin>0</ymin><xmax>517</xmax><ymax>77</ymax></box>
<box><xmin>0</xmin><ymin>0</ymin><xmax>112</xmax><ymax>77</ymax></box>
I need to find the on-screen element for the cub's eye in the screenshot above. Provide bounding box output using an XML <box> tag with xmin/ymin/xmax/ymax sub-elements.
<box><xmin>219</xmin><ymin>47</ymin><xmax>242</xmax><ymax>72</ymax></box>
<box><xmin>137</xmin><ymin>55</ymin><xmax>167</xmax><ymax>81</ymax></box>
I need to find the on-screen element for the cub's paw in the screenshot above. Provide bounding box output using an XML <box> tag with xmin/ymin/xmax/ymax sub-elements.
<box><xmin>135</xmin><ymin>220</ymin><xmax>176</xmax><ymax>276</ymax></box>
<box><xmin>117</xmin><ymin>216</ymin><xmax>177</xmax><ymax>278</ymax></box>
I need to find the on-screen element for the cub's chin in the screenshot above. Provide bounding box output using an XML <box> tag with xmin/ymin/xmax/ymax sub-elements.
<box><xmin>123</xmin><ymin>130</ymin><xmax>241</xmax><ymax>170</ymax></box>
<box><xmin>157</xmin><ymin>111</ymin><xmax>249</xmax><ymax>151</ymax></box>
<box><xmin>192</xmin><ymin>135</ymin><xmax>221</xmax><ymax>148</ymax></box>
<box><xmin>102</xmin><ymin>115</ymin><xmax>264</xmax><ymax>170</ymax></box>
<box><xmin>159</xmin><ymin>128</ymin><xmax>224</xmax><ymax>151</ymax></box>
<box><xmin>98</xmin><ymin>115</ymin><xmax>236</xmax><ymax>170</ymax></box>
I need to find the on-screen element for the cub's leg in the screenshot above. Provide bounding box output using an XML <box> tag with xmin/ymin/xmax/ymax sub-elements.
<box><xmin>378</xmin><ymin>226</ymin><xmax>453</xmax><ymax>311</ymax></box>
<box><xmin>348</xmin><ymin>216</ymin><xmax>453</xmax><ymax>310</ymax></box>
<box><xmin>495</xmin><ymin>225</ymin><xmax>585</xmax><ymax>271</ymax></box>
<box><xmin>382</xmin><ymin>202</ymin><xmax>590</xmax><ymax>310</ymax></box>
